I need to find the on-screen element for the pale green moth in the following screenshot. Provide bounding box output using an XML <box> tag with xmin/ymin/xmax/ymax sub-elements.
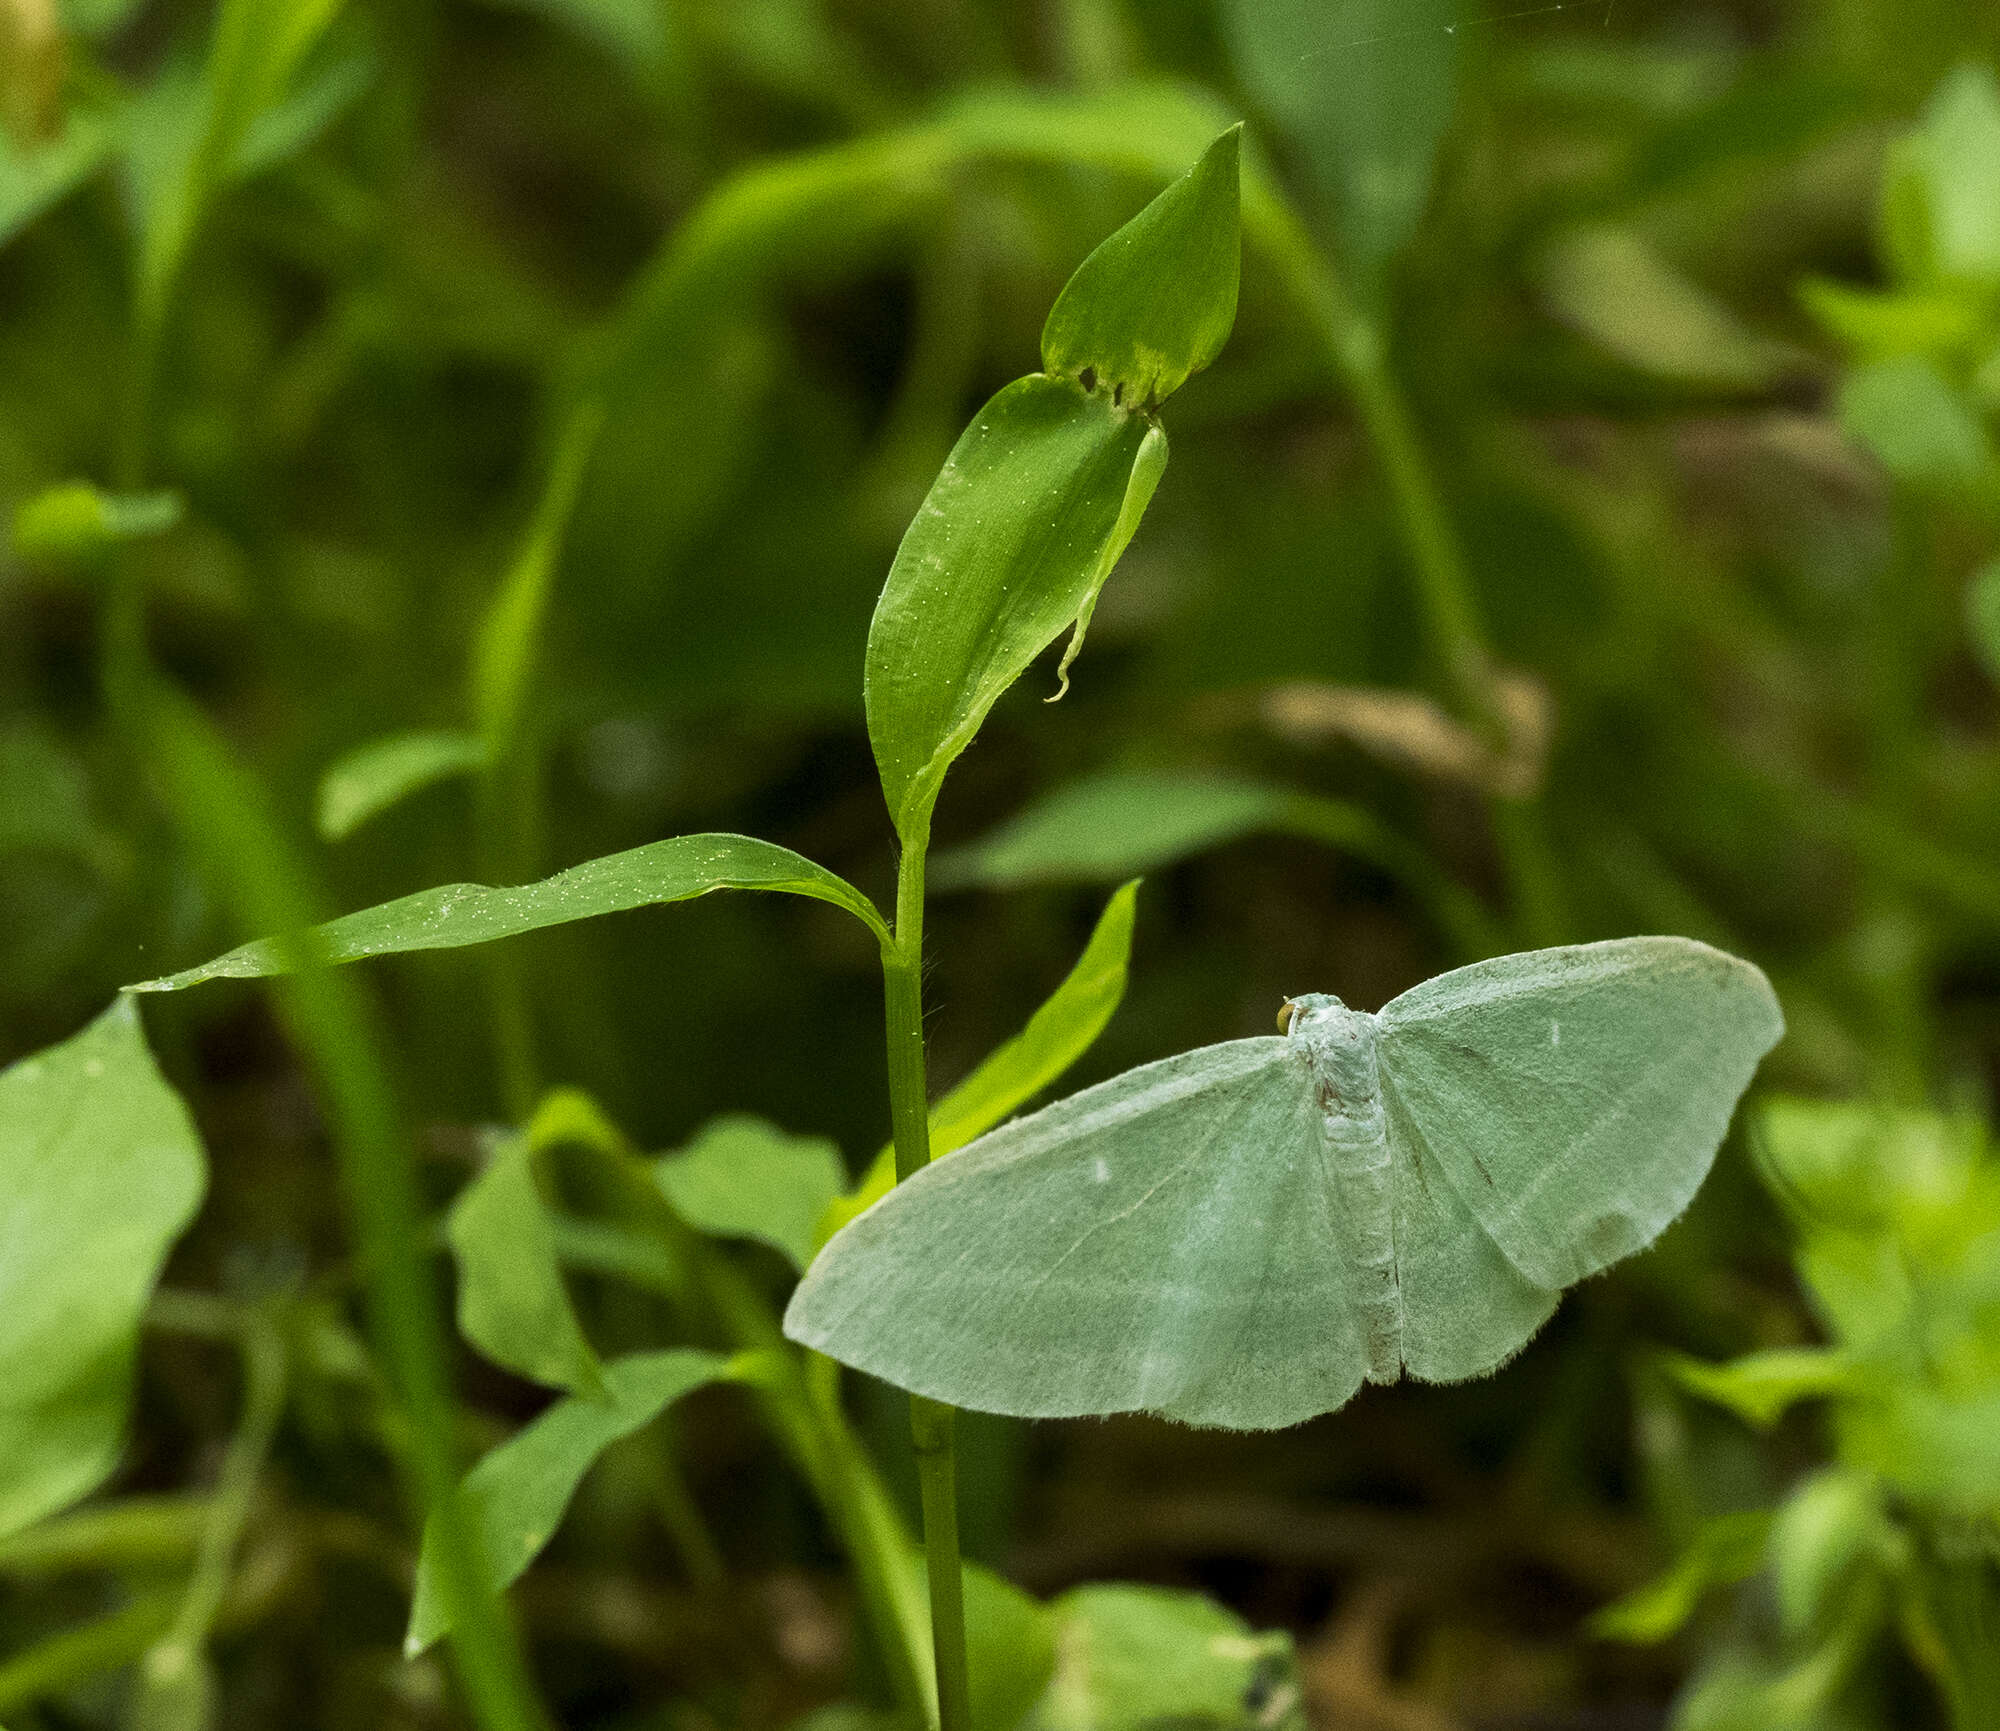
<box><xmin>785</xmin><ymin>937</ymin><xmax>1783</xmax><ymax>1430</ymax></box>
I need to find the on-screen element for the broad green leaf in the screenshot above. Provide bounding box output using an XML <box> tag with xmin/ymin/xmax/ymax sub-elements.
<box><xmin>314</xmin><ymin>730</ymin><xmax>486</xmax><ymax>841</ymax></box>
<box><xmin>1894</xmin><ymin>63</ymin><xmax>2000</xmax><ymax>286</ymax></box>
<box><xmin>1969</xmin><ymin>558</ymin><xmax>2000</xmax><ymax>686</ymax></box>
<box><xmin>930</xmin><ymin>770</ymin><xmax>1498</xmax><ymax>956</ymax></box>
<box><xmin>1769</xmin><ymin>1469</ymin><xmax>1884</xmax><ymax>1637</ymax></box>
<box><xmin>654</xmin><ymin>1114</ymin><xmax>845</xmax><ymax>1274</ymax></box>
<box><xmin>815</xmin><ymin>882</ymin><xmax>1140</xmax><ymax>1251</ymax></box>
<box><xmin>1588</xmin><ymin>1511</ymin><xmax>1773</xmax><ymax>1644</ymax></box>
<box><xmin>1030</xmin><ymin>1584</ymin><xmax>1299</xmax><ymax>1731</ymax></box>
<box><xmin>1223</xmin><ymin>0</ymin><xmax>1456</xmax><ymax>295</ymax></box>
<box><xmin>0</xmin><ymin>98</ymin><xmax>115</xmax><ymax>250</ymax></box>
<box><xmin>448</xmin><ymin>1132</ymin><xmax>605</xmax><ymax>1398</ymax></box>
<box><xmin>1040</xmin><ymin>125</ymin><xmax>1241</xmax><ymax>409</ymax></box>
<box><xmin>127</xmin><ymin>832</ymin><xmax>890</xmax><ymax>991</ymax></box>
<box><xmin>1838</xmin><ymin>356</ymin><xmax>1989</xmax><ymax>489</ymax></box>
<box><xmin>0</xmin><ymin>1000</ymin><xmax>206</xmax><ymax>1538</ymax></box>
<box><xmin>864</xmin><ymin>375</ymin><xmax>1164</xmax><ymax>843</ymax></box>
<box><xmin>406</xmin><ymin>1348</ymin><xmax>733</xmax><ymax>1654</ymax></box>
<box><xmin>1663</xmin><ymin>1349</ymin><xmax>1858</xmax><ymax>1429</ymax></box>
<box><xmin>11</xmin><ymin>483</ymin><xmax>182</xmax><ymax>562</ymax></box>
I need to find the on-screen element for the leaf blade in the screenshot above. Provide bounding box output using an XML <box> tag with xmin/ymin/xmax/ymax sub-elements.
<box><xmin>405</xmin><ymin>1349</ymin><xmax>733</xmax><ymax>1655</ymax></box>
<box><xmin>0</xmin><ymin>1000</ymin><xmax>206</xmax><ymax>1538</ymax></box>
<box><xmin>1040</xmin><ymin>125</ymin><xmax>1241</xmax><ymax>407</ymax></box>
<box><xmin>815</xmin><ymin>881</ymin><xmax>1141</xmax><ymax>1251</ymax></box>
<box><xmin>655</xmin><ymin>1115</ymin><xmax>846</xmax><ymax>1274</ymax></box>
<box><xmin>127</xmin><ymin>832</ymin><xmax>889</xmax><ymax>991</ymax></box>
<box><xmin>448</xmin><ymin>1133</ymin><xmax>605</xmax><ymax>1399</ymax></box>
<box><xmin>863</xmin><ymin>375</ymin><xmax>1160</xmax><ymax>843</ymax></box>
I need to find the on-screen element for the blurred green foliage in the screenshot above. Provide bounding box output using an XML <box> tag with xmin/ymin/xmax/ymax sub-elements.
<box><xmin>4</xmin><ymin>0</ymin><xmax>2000</xmax><ymax>1726</ymax></box>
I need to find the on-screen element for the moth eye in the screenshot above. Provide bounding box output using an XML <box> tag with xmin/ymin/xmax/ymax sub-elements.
<box><xmin>1276</xmin><ymin>1001</ymin><xmax>1299</xmax><ymax>1035</ymax></box>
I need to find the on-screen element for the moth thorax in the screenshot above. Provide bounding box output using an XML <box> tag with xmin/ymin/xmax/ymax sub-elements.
<box><xmin>1287</xmin><ymin>996</ymin><xmax>1383</xmax><ymax>1133</ymax></box>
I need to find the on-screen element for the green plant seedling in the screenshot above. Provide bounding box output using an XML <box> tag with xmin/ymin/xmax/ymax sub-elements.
<box><xmin>787</xmin><ymin>937</ymin><xmax>1782</xmax><ymax>1429</ymax></box>
<box><xmin>0</xmin><ymin>999</ymin><xmax>206</xmax><ymax>1538</ymax></box>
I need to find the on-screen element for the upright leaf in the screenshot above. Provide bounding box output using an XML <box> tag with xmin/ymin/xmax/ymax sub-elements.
<box><xmin>127</xmin><ymin>832</ymin><xmax>889</xmax><ymax>991</ymax></box>
<box><xmin>448</xmin><ymin>1133</ymin><xmax>605</xmax><ymax>1398</ymax></box>
<box><xmin>0</xmin><ymin>1000</ymin><xmax>206</xmax><ymax>1537</ymax></box>
<box><xmin>1040</xmin><ymin>125</ymin><xmax>1241</xmax><ymax>408</ymax></box>
<box><xmin>816</xmin><ymin>882</ymin><xmax>1141</xmax><ymax>1249</ymax></box>
<box><xmin>654</xmin><ymin>1114</ymin><xmax>846</xmax><ymax>1273</ymax></box>
<box><xmin>864</xmin><ymin>375</ymin><xmax>1164</xmax><ymax>843</ymax></box>
<box><xmin>1893</xmin><ymin>63</ymin><xmax>2000</xmax><ymax>287</ymax></box>
<box><xmin>1224</xmin><ymin>0</ymin><xmax>1457</xmax><ymax>295</ymax></box>
<box><xmin>406</xmin><ymin>1349</ymin><xmax>733</xmax><ymax>1655</ymax></box>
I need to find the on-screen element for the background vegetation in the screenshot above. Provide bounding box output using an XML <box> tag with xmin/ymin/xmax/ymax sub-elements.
<box><xmin>3</xmin><ymin>0</ymin><xmax>1999</xmax><ymax>1726</ymax></box>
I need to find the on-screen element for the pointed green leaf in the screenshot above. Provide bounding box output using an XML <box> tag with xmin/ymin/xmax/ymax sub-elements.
<box><xmin>654</xmin><ymin>1115</ymin><xmax>846</xmax><ymax>1273</ymax></box>
<box><xmin>448</xmin><ymin>1133</ymin><xmax>605</xmax><ymax>1398</ymax></box>
<box><xmin>865</xmin><ymin>376</ymin><xmax>1165</xmax><ymax>843</ymax></box>
<box><xmin>815</xmin><ymin>882</ymin><xmax>1140</xmax><ymax>1251</ymax></box>
<box><xmin>931</xmin><ymin>770</ymin><xmax>1498</xmax><ymax>956</ymax></box>
<box><xmin>1040</xmin><ymin>125</ymin><xmax>1241</xmax><ymax>409</ymax></box>
<box><xmin>0</xmin><ymin>1000</ymin><xmax>206</xmax><ymax>1538</ymax></box>
<box><xmin>126</xmin><ymin>832</ymin><xmax>889</xmax><ymax>992</ymax></box>
<box><xmin>314</xmin><ymin>730</ymin><xmax>487</xmax><ymax>841</ymax></box>
<box><xmin>1224</xmin><ymin>0</ymin><xmax>1456</xmax><ymax>295</ymax></box>
<box><xmin>1969</xmin><ymin>558</ymin><xmax>2000</xmax><ymax>687</ymax></box>
<box><xmin>1587</xmin><ymin>1511</ymin><xmax>1773</xmax><ymax>1644</ymax></box>
<box><xmin>406</xmin><ymin>1348</ymin><xmax>733</xmax><ymax>1655</ymax></box>
<box><xmin>1031</xmin><ymin>1584</ymin><xmax>1300</xmax><ymax>1731</ymax></box>
<box><xmin>1662</xmin><ymin>1349</ymin><xmax>1858</xmax><ymax>1429</ymax></box>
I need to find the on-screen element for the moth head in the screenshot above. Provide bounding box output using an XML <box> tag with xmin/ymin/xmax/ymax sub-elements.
<box><xmin>1278</xmin><ymin>992</ymin><xmax>1346</xmax><ymax>1036</ymax></box>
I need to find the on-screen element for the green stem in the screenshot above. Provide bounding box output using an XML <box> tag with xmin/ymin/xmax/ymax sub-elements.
<box><xmin>884</xmin><ymin>839</ymin><xmax>972</xmax><ymax>1731</ymax></box>
<box><xmin>468</xmin><ymin>400</ymin><xmax>607</xmax><ymax>1121</ymax></box>
<box><xmin>546</xmin><ymin>1131</ymin><xmax>935</xmax><ymax>1724</ymax></box>
<box><xmin>134</xmin><ymin>1305</ymin><xmax>288</xmax><ymax>1713</ymax></box>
